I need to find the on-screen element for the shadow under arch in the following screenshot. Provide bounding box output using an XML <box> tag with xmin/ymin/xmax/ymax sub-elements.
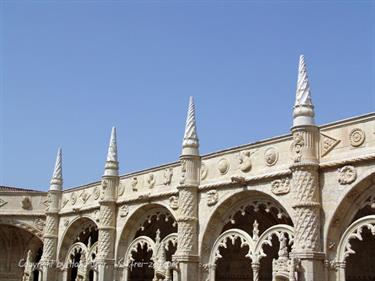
<box><xmin>200</xmin><ymin>189</ymin><xmax>293</xmax><ymax>266</ymax></box>
<box><xmin>0</xmin><ymin>218</ymin><xmax>44</xmax><ymax>241</ymax></box>
<box><xmin>116</xmin><ymin>202</ymin><xmax>177</xmax><ymax>263</ymax></box>
<box><xmin>58</xmin><ymin>216</ymin><xmax>98</xmax><ymax>263</ymax></box>
<box><xmin>325</xmin><ymin>168</ymin><xmax>375</xmax><ymax>256</ymax></box>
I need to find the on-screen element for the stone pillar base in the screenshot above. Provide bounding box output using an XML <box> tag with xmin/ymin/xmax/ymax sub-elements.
<box><xmin>96</xmin><ymin>259</ymin><xmax>115</xmax><ymax>281</ymax></box>
<box><xmin>293</xmin><ymin>252</ymin><xmax>325</xmax><ymax>281</ymax></box>
<box><xmin>173</xmin><ymin>255</ymin><xmax>199</xmax><ymax>281</ymax></box>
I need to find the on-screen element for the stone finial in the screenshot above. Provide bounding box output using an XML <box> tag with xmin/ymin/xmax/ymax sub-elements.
<box><xmin>50</xmin><ymin>148</ymin><xmax>63</xmax><ymax>191</ymax></box>
<box><xmin>293</xmin><ymin>55</ymin><xmax>315</xmax><ymax>127</ymax></box>
<box><xmin>182</xmin><ymin>96</ymin><xmax>199</xmax><ymax>156</ymax></box>
<box><xmin>104</xmin><ymin>127</ymin><xmax>119</xmax><ymax>176</ymax></box>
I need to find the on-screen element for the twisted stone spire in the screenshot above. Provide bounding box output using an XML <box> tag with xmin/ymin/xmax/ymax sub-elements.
<box><xmin>182</xmin><ymin>96</ymin><xmax>199</xmax><ymax>156</ymax></box>
<box><xmin>50</xmin><ymin>148</ymin><xmax>63</xmax><ymax>190</ymax></box>
<box><xmin>293</xmin><ymin>55</ymin><xmax>315</xmax><ymax>127</ymax></box>
<box><xmin>104</xmin><ymin>127</ymin><xmax>119</xmax><ymax>176</ymax></box>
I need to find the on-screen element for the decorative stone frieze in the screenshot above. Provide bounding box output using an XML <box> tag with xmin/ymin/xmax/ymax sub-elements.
<box><xmin>321</xmin><ymin>133</ymin><xmax>340</xmax><ymax>157</ymax></box>
<box><xmin>218</xmin><ymin>158</ymin><xmax>230</xmax><ymax>175</ymax></box>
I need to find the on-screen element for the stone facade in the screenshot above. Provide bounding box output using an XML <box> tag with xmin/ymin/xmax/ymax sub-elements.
<box><xmin>1</xmin><ymin>56</ymin><xmax>375</xmax><ymax>281</ymax></box>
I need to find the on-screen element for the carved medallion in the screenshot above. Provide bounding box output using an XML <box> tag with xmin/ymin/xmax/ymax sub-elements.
<box><xmin>80</xmin><ymin>190</ymin><xmax>91</xmax><ymax>204</ymax></box>
<box><xmin>201</xmin><ymin>163</ymin><xmax>208</xmax><ymax>180</ymax></box>
<box><xmin>264</xmin><ymin>147</ymin><xmax>279</xmax><ymax>166</ymax></box>
<box><xmin>146</xmin><ymin>174</ymin><xmax>155</xmax><ymax>188</ymax></box>
<box><xmin>207</xmin><ymin>190</ymin><xmax>219</xmax><ymax>206</ymax></box>
<box><xmin>70</xmin><ymin>192</ymin><xmax>77</xmax><ymax>205</ymax></box>
<box><xmin>119</xmin><ymin>205</ymin><xmax>129</xmax><ymax>217</ymax></box>
<box><xmin>0</xmin><ymin>198</ymin><xmax>8</xmax><ymax>208</ymax></box>
<box><xmin>239</xmin><ymin>151</ymin><xmax>252</xmax><ymax>172</ymax></box>
<box><xmin>320</xmin><ymin>133</ymin><xmax>340</xmax><ymax>157</ymax></box>
<box><xmin>350</xmin><ymin>128</ymin><xmax>365</xmax><ymax>147</ymax></box>
<box><xmin>169</xmin><ymin>196</ymin><xmax>179</xmax><ymax>210</ymax></box>
<box><xmin>337</xmin><ymin>165</ymin><xmax>357</xmax><ymax>185</ymax></box>
<box><xmin>34</xmin><ymin>218</ymin><xmax>45</xmax><ymax>231</ymax></box>
<box><xmin>163</xmin><ymin>168</ymin><xmax>173</xmax><ymax>185</ymax></box>
<box><xmin>93</xmin><ymin>186</ymin><xmax>100</xmax><ymax>200</ymax></box>
<box><xmin>118</xmin><ymin>182</ymin><xmax>125</xmax><ymax>196</ymax></box>
<box><xmin>131</xmin><ymin>177</ymin><xmax>138</xmax><ymax>191</ymax></box>
<box><xmin>217</xmin><ymin>158</ymin><xmax>230</xmax><ymax>175</ymax></box>
<box><xmin>271</xmin><ymin>178</ymin><xmax>291</xmax><ymax>195</ymax></box>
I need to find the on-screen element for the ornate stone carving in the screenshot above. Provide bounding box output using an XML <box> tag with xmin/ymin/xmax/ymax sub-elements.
<box><xmin>34</xmin><ymin>218</ymin><xmax>45</xmax><ymax>231</ymax></box>
<box><xmin>349</xmin><ymin>128</ymin><xmax>365</xmax><ymax>147</ymax></box>
<box><xmin>163</xmin><ymin>168</ymin><xmax>173</xmax><ymax>185</ymax></box>
<box><xmin>217</xmin><ymin>158</ymin><xmax>230</xmax><ymax>175</ymax></box>
<box><xmin>100</xmin><ymin>179</ymin><xmax>108</xmax><ymax>200</ymax></box>
<box><xmin>271</xmin><ymin>177</ymin><xmax>291</xmax><ymax>195</ymax></box>
<box><xmin>169</xmin><ymin>196</ymin><xmax>179</xmax><ymax>210</ymax></box>
<box><xmin>94</xmin><ymin>210</ymin><xmax>100</xmax><ymax>223</ymax></box>
<box><xmin>80</xmin><ymin>190</ymin><xmax>91</xmax><ymax>204</ymax></box>
<box><xmin>264</xmin><ymin>147</ymin><xmax>279</xmax><ymax>166</ymax></box>
<box><xmin>131</xmin><ymin>177</ymin><xmax>138</xmax><ymax>191</ymax></box>
<box><xmin>146</xmin><ymin>174</ymin><xmax>156</xmax><ymax>188</ymax></box>
<box><xmin>0</xmin><ymin>198</ymin><xmax>8</xmax><ymax>207</ymax></box>
<box><xmin>239</xmin><ymin>150</ymin><xmax>252</xmax><ymax>172</ymax></box>
<box><xmin>118</xmin><ymin>182</ymin><xmax>125</xmax><ymax>196</ymax></box>
<box><xmin>70</xmin><ymin>192</ymin><xmax>77</xmax><ymax>205</ymax></box>
<box><xmin>64</xmin><ymin>218</ymin><xmax>70</xmax><ymax>227</ymax></box>
<box><xmin>93</xmin><ymin>186</ymin><xmax>100</xmax><ymax>200</ymax></box>
<box><xmin>61</xmin><ymin>197</ymin><xmax>69</xmax><ymax>208</ymax></box>
<box><xmin>207</xmin><ymin>190</ymin><xmax>218</xmax><ymax>206</ymax></box>
<box><xmin>21</xmin><ymin>196</ymin><xmax>32</xmax><ymax>210</ymax></box>
<box><xmin>320</xmin><ymin>133</ymin><xmax>340</xmax><ymax>157</ymax></box>
<box><xmin>180</xmin><ymin>160</ymin><xmax>187</xmax><ymax>185</ymax></box>
<box><xmin>252</xmin><ymin>220</ymin><xmax>259</xmax><ymax>240</ymax></box>
<box><xmin>291</xmin><ymin>132</ymin><xmax>304</xmax><ymax>162</ymax></box>
<box><xmin>337</xmin><ymin>165</ymin><xmax>357</xmax><ymax>185</ymax></box>
<box><xmin>119</xmin><ymin>205</ymin><xmax>129</xmax><ymax>217</ymax></box>
<box><xmin>201</xmin><ymin>162</ymin><xmax>208</xmax><ymax>180</ymax></box>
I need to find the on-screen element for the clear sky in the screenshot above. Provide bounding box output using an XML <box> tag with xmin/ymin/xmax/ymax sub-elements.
<box><xmin>1</xmin><ymin>1</ymin><xmax>374</xmax><ymax>190</ymax></box>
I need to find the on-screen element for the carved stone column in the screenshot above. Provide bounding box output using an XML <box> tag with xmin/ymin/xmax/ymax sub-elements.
<box><xmin>97</xmin><ymin>127</ymin><xmax>119</xmax><ymax>281</ymax></box>
<box><xmin>40</xmin><ymin>148</ymin><xmax>63</xmax><ymax>281</ymax></box>
<box><xmin>173</xmin><ymin>97</ymin><xmax>200</xmax><ymax>281</ymax></box>
<box><xmin>251</xmin><ymin>261</ymin><xmax>260</xmax><ymax>281</ymax></box>
<box><xmin>290</xmin><ymin>56</ymin><xmax>325</xmax><ymax>281</ymax></box>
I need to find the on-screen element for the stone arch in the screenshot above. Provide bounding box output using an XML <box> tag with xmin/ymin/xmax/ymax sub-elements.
<box><xmin>58</xmin><ymin>216</ymin><xmax>98</xmax><ymax>263</ymax></box>
<box><xmin>200</xmin><ymin>190</ymin><xmax>293</xmax><ymax>265</ymax></box>
<box><xmin>124</xmin><ymin>236</ymin><xmax>155</xmax><ymax>266</ymax></box>
<box><xmin>116</xmin><ymin>203</ymin><xmax>177</xmax><ymax>262</ymax></box>
<box><xmin>0</xmin><ymin>217</ymin><xmax>44</xmax><ymax>241</ymax></box>
<box><xmin>326</xmin><ymin>169</ymin><xmax>375</xmax><ymax>254</ymax></box>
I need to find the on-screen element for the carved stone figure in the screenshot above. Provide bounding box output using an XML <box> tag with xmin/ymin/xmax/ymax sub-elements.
<box><xmin>21</xmin><ymin>196</ymin><xmax>32</xmax><ymax>210</ymax></box>
<box><xmin>169</xmin><ymin>196</ymin><xmax>179</xmax><ymax>210</ymax></box>
<box><xmin>163</xmin><ymin>168</ymin><xmax>173</xmax><ymax>185</ymax></box>
<box><xmin>239</xmin><ymin>150</ymin><xmax>252</xmax><ymax>172</ymax></box>
<box><xmin>207</xmin><ymin>190</ymin><xmax>218</xmax><ymax>206</ymax></box>
<box><xmin>146</xmin><ymin>174</ymin><xmax>155</xmax><ymax>188</ymax></box>
<box><xmin>119</xmin><ymin>205</ymin><xmax>129</xmax><ymax>217</ymax></box>
<box><xmin>131</xmin><ymin>177</ymin><xmax>138</xmax><ymax>191</ymax></box>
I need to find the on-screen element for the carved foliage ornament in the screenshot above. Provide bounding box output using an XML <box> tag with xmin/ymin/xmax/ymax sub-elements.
<box><xmin>337</xmin><ymin>165</ymin><xmax>357</xmax><ymax>185</ymax></box>
<box><xmin>291</xmin><ymin>132</ymin><xmax>304</xmax><ymax>163</ymax></box>
<box><xmin>264</xmin><ymin>147</ymin><xmax>279</xmax><ymax>166</ymax></box>
<box><xmin>271</xmin><ymin>177</ymin><xmax>291</xmax><ymax>195</ymax></box>
<box><xmin>207</xmin><ymin>190</ymin><xmax>219</xmax><ymax>206</ymax></box>
<box><xmin>349</xmin><ymin>128</ymin><xmax>365</xmax><ymax>147</ymax></box>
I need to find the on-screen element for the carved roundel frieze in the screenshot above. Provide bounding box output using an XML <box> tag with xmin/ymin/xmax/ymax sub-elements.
<box><xmin>349</xmin><ymin>128</ymin><xmax>365</xmax><ymax>147</ymax></box>
<box><xmin>264</xmin><ymin>147</ymin><xmax>279</xmax><ymax>166</ymax></box>
<box><xmin>201</xmin><ymin>163</ymin><xmax>208</xmax><ymax>180</ymax></box>
<box><xmin>217</xmin><ymin>158</ymin><xmax>230</xmax><ymax>175</ymax></box>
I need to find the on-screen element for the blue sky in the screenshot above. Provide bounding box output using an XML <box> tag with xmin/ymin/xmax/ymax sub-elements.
<box><xmin>1</xmin><ymin>1</ymin><xmax>374</xmax><ymax>190</ymax></box>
